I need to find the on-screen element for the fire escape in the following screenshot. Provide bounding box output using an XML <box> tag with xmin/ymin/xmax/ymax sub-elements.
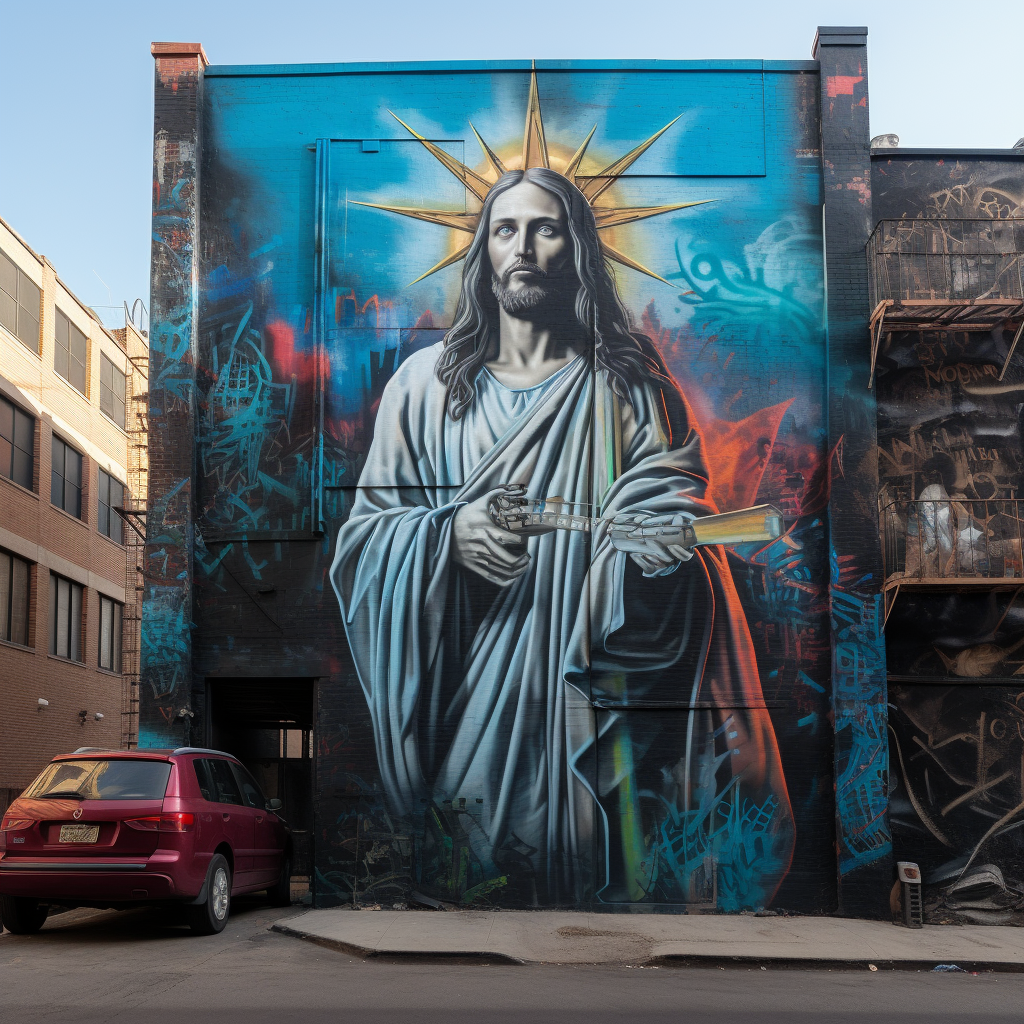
<box><xmin>867</xmin><ymin>219</ymin><xmax>1024</xmax><ymax>623</ymax></box>
<box><xmin>114</xmin><ymin>316</ymin><xmax>149</xmax><ymax>749</ymax></box>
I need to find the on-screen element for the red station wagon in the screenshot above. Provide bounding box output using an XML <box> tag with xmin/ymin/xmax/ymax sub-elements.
<box><xmin>0</xmin><ymin>748</ymin><xmax>292</xmax><ymax>935</ymax></box>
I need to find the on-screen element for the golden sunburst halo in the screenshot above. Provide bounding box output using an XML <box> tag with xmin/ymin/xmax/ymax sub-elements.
<box><xmin>354</xmin><ymin>65</ymin><xmax>711</xmax><ymax>286</ymax></box>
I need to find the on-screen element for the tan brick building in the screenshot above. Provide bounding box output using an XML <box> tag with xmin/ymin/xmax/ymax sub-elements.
<box><xmin>0</xmin><ymin>215</ymin><xmax>146</xmax><ymax>811</ymax></box>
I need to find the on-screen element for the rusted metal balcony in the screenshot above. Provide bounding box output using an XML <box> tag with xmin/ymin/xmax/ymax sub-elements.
<box><xmin>866</xmin><ymin>219</ymin><xmax>1024</xmax><ymax>387</ymax></box>
<box><xmin>880</xmin><ymin>498</ymin><xmax>1024</xmax><ymax>623</ymax></box>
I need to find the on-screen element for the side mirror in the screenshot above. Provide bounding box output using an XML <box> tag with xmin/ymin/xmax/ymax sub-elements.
<box><xmin>267</xmin><ymin>798</ymin><xmax>283</xmax><ymax>811</ymax></box>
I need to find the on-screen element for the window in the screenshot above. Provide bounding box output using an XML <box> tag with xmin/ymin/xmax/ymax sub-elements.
<box><xmin>23</xmin><ymin>760</ymin><xmax>171</xmax><ymax>801</ymax></box>
<box><xmin>231</xmin><ymin>763</ymin><xmax>267</xmax><ymax>809</ymax></box>
<box><xmin>54</xmin><ymin>309</ymin><xmax>88</xmax><ymax>394</ymax></box>
<box><xmin>51</xmin><ymin>435</ymin><xmax>83</xmax><ymax>518</ymax></box>
<box><xmin>0</xmin><ymin>550</ymin><xmax>30</xmax><ymax>647</ymax></box>
<box><xmin>0</xmin><ymin>249</ymin><xmax>41</xmax><ymax>353</ymax></box>
<box><xmin>98</xmin><ymin>470</ymin><xmax>124</xmax><ymax>543</ymax></box>
<box><xmin>281</xmin><ymin>729</ymin><xmax>306</xmax><ymax>759</ymax></box>
<box><xmin>49</xmin><ymin>573</ymin><xmax>83</xmax><ymax>662</ymax></box>
<box><xmin>0</xmin><ymin>395</ymin><xmax>34</xmax><ymax>489</ymax></box>
<box><xmin>100</xmin><ymin>354</ymin><xmax>126</xmax><ymax>428</ymax></box>
<box><xmin>193</xmin><ymin>760</ymin><xmax>214</xmax><ymax>801</ymax></box>
<box><xmin>200</xmin><ymin>759</ymin><xmax>243</xmax><ymax>805</ymax></box>
<box><xmin>98</xmin><ymin>595</ymin><xmax>122</xmax><ymax>672</ymax></box>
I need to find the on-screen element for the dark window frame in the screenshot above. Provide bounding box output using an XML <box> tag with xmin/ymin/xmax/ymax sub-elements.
<box><xmin>0</xmin><ymin>248</ymin><xmax>41</xmax><ymax>354</ymax></box>
<box><xmin>230</xmin><ymin>762</ymin><xmax>269</xmax><ymax>810</ymax></box>
<box><xmin>99</xmin><ymin>353</ymin><xmax>126</xmax><ymax>428</ymax></box>
<box><xmin>202</xmin><ymin>758</ymin><xmax>244</xmax><ymax>806</ymax></box>
<box><xmin>0</xmin><ymin>549</ymin><xmax>31</xmax><ymax>647</ymax></box>
<box><xmin>0</xmin><ymin>394</ymin><xmax>34</xmax><ymax>490</ymax></box>
<box><xmin>193</xmin><ymin>759</ymin><xmax>214</xmax><ymax>801</ymax></box>
<box><xmin>97</xmin><ymin>469</ymin><xmax>124</xmax><ymax>543</ymax></box>
<box><xmin>49</xmin><ymin>572</ymin><xmax>83</xmax><ymax>663</ymax></box>
<box><xmin>98</xmin><ymin>594</ymin><xmax>122</xmax><ymax>672</ymax></box>
<box><xmin>50</xmin><ymin>435</ymin><xmax>83</xmax><ymax>519</ymax></box>
<box><xmin>54</xmin><ymin>308</ymin><xmax>88</xmax><ymax>395</ymax></box>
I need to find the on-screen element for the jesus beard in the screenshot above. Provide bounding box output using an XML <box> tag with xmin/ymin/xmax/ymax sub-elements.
<box><xmin>491</xmin><ymin>263</ymin><xmax>573</xmax><ymax>318</ymax></box>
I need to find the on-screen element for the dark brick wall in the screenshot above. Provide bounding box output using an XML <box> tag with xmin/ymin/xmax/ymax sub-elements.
<box><xmin>140</xmin><ymin>44</ymin><xmax>206</xmax><ymax>747</ymax></box>
<box><xmin>814</xmin><ymin>26</ymin><xmax>893</xmax><ymax>917</ymax></box>
<box><xmin>871</xmin><ymin>152</ymin><xmax>1024</xmax><ymax>921</ymax></box>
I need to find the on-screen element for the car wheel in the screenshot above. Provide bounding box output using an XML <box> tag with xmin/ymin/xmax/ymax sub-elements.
<box><xmin>268</xmin><ymin>853</ymin><xmax>292</xmax><ymax>908</ymax></box>
<box><xmin>187</xmin><ymin>854</ymin><xmax>232</xmax><ymax>935</ymax></box>
<box><xmin>0</xmin><ymin>896</ymin><xmax>49</xmax><ymax>935</ymax></box>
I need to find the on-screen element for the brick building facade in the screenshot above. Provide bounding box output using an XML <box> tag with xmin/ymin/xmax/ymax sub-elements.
<box><xmin>0</xmin><ymin>217</ymin><xmax>145</xmax><ymax>811</ymax></box>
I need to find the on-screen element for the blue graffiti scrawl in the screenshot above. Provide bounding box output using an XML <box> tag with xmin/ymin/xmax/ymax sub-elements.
<box><xmin>831</xmin><ymin>557</ymin><xmax>892</xmax><ymax>875</ymax></box>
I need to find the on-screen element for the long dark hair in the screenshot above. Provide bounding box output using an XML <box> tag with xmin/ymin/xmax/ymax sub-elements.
<box><xmin>436</xmin><ymin>167</ymin><xmax>678</xmax><ymax>423</ymax></box>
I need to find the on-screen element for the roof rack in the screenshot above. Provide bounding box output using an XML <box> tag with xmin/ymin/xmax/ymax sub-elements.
<box><xmin>65</xmin><ymin>746</ymin><xmax>236</xmax><ymax>758</ymax></box>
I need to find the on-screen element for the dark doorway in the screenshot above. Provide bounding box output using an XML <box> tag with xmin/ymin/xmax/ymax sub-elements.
<box><xmin>207</xmin><ymin>678</ymin><xmax>315</xmax><ymax>876</ymax></box>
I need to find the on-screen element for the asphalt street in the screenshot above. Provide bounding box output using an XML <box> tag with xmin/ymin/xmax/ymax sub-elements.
<box><xmin>1</xmin><ymin>898</ymin><xmax>1022</xmax><ymax>1023</ymax></box>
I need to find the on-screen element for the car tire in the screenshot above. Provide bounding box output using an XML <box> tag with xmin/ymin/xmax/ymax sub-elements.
<box><xmin>0</xmin><ymin>896</ymin><xmax>49</xmax><ymax>935</ymax></box>
<box><xmin>187</xmin><ymin>854</ymin><xmax>232</xmax><ymax>935</ymax></box>
<box><xmin>268</xmin><ymin>852</ymin><xmax>292</xmax><ymax>907</ymax></box>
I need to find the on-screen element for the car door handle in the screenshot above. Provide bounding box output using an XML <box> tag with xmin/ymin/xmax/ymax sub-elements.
<box><xmin>255</xmin><ymin>815</ymin><xmax>264</xmax><ymax>823</ymax></box>
<box><xmin>222</xmin><ymin>813</ymin><xmax>230</xmax><ymax>821</ymax></box>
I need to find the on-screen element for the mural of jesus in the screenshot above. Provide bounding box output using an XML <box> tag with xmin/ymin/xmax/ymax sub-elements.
<box><xmin>331</xmin><ymin>166</ymin><xmax>793</xmax><ymax>905</ymax></box>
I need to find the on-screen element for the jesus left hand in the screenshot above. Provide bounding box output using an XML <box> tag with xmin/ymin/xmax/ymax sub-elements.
<box><xmin>608</xmin><ymin>512</ymin><xmax>694</xmax><ymax>574</ymax></box>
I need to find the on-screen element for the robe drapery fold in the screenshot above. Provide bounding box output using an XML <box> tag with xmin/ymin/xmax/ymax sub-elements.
<box><xmin>331</xmin><ymin>343</ymin><xmax>793</xmax><ymax>904</ymax></box>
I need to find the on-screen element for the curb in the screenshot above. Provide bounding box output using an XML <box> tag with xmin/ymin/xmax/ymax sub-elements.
<box><xmin>270</xmin><ymin>922</ymin><xmax>524</xmax><ymax>964</ymax></box>
<box><xmin>649</xmin><ymin>955</ymin><xmax>1024</xmax><ymax>973</ymax></box>
<box><xmin>271</xmin><ymin>923</ymin><xmax>1024</xmax><ymax>971</ymax></box>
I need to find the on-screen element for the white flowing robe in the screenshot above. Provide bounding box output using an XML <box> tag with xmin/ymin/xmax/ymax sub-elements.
<box><xmin>331</xmin><ymin>344</ymin><xmax>790</xmax><ymax>903</ymax></box>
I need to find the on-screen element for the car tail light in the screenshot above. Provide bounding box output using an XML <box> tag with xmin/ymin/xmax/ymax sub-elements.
<box><xmin>123</xmin><ymin>813</ymin><xmax>195</xmax><ymax>833</ymax></box>
<box><xmin>0</xmin><ymin>817</ymin><xmax>33</xmax><ymax>831</ymax></box>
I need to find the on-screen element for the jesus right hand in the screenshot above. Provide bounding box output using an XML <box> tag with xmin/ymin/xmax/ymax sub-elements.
<box><xmin>451</xmin><ymin>488</ymin><xmax>531</xmax><ymax>587</ymax></box>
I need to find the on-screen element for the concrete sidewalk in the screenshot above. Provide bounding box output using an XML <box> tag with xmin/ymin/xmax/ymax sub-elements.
<box><xmin>273</xmin><ymin>908</ymin><xmax>1024</xmax><ymax>968</ymax></box>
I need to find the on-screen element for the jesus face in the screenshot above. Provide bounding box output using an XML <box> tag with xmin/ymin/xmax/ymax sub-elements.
<box><xmin>487</xmin><ymin>181</ymin><xmax>574</xmax><ymax>316</ymax></box>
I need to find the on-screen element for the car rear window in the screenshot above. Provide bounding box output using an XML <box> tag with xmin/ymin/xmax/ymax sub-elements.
<box><xmin>22</xmin><ymin>759</ymin><xmax>172</xmax><ymax>801</ymax></box>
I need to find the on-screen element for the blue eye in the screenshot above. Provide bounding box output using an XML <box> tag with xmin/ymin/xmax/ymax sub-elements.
<box><xmin>497</xmin><ymin>225</ymin><xmax>514</xmax><ymax>237</ymax></box>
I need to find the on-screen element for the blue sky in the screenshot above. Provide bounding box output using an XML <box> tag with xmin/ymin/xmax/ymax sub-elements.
<box><xmin>1</xmin><ymin>0</ymin><xmax>1021</xmax><ymax>326</ymax></box>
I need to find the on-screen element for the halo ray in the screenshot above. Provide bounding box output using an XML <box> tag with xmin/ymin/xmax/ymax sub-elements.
<box><xmin>369</xmin><ymin>77</ymin><xmax>703</xmax><ymax>285</ymax></box>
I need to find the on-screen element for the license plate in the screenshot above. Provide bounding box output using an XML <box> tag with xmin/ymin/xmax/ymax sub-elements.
<box><xmin>59</xmin><ymin>824</ymin><xmax>100</xmax><ymax>844</ymax></box>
